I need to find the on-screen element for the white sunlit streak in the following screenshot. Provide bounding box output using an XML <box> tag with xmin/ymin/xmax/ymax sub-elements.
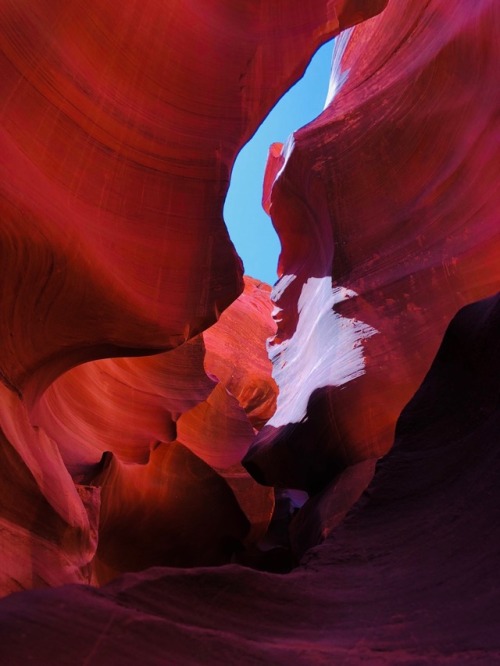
<box><xmin>267</xmin><ymin>276</ymin><xmax>378</xmax><ymax>428</ymax></box>
<box><xmin>324</xmin><ymin>28</ymin><xmax>354</xmax><ymax>108</ymax></box>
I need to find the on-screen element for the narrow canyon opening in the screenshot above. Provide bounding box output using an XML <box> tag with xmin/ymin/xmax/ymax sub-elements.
<box><xmin>223</xmin><ymin>39</ymin><xmax>336</xmax><ymax>286</ymax></box>
<box><xmin>221</xmin><ymin>37</ymin><xmax>349</xmax><ymax>573</ymax></box>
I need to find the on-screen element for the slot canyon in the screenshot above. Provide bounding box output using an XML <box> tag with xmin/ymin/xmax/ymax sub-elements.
<box><xmin>0</xmin><ymin>0</ymin><xmax>499</xmax><ymax>663</ymax></box>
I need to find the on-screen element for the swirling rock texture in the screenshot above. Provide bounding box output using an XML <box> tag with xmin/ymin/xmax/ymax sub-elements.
<box><xmin>0</xmin><ymin>0</ymin><xmax>382</xmax><ymax>406</ymax></box>
<box><xmin>1</xmin><ymin>294</ymin><xmax>499</xmax><ymax>664</ymax></box>
<box><xmin>0</xmin><ymin>275</ymin><xmax>278</xmax><ymax>592</ymax></box>
<box><xmin>245</xmin><ymin>0</ymin><xmax>500</xmax><ymax>494</ymax></box>
<box><xmin>0</xmin><ymin>0</ymin><xmax>384</xmax><ymax>593</ymax></box>
<box><xmin>1</xmin><ymin>0</ymin><xmax>499</xmax><ymax>665</ymax></box>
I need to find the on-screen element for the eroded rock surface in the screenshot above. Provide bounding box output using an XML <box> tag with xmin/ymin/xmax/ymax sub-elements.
<box><xmin>0</xmin><ymin>0</ymin><xmax>380</xmax><ymax>406</ymax></box>
<box><xmin>245</xmin><ymin>0</ymin><xmax>500</xmax><ymax>492</ymax></box>
<box><xmin>1</xmin><ymin>295</ymin><xmax>498</xmax><ymax>664</ymax></box>
<box><xmin>0</xmin><ymin>0</ymin><xmax>499</xmax><ymax>662</ymax></box>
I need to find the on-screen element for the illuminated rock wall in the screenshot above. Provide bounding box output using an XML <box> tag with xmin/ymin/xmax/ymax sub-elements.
<box><xmin>1</xmin><ymin>293</ymin><xmax>499</xmax><ymax>664</ymax></box>
<box><xmin>0</xmin><ymin>0</ymin><xmax>388</xmax><ymax>594</ymax></box>
<box><xmin>246</xmin><ymin>0</ymin><xmax>500</xmax><ymax>492</ymax></box>
<box><xmin>0</xmin><ymin>0</ymin><xmax>499</xmax><ymax>662</ymax></box>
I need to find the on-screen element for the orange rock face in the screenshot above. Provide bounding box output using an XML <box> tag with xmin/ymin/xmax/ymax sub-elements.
<box><xmin>0</xmin><ymin>0</ymin><xmax>386</xmax><ymax>593</ymax></box>
<box><xmin>0</xmin><ymin>275</ymin><xmax>277</xmax><ymax>590</ymax></box>
<box><xmin>1</xmin><ymin>0</ymin><xmax>499</xmax><ymax>663</ymax></box>
<box><xmin>1</xmin><ymin>294</ymin><xmax>499</xmax><ymax>664</ymax></box>
<box><xmin>0</xmin><ymin>0</ymin><xmax>381</xmax><ymax>406</ymax></box>
<box><xmin>245</xmin><ymin>0</ymin><xmax>500</xmax><ymax>491</ymax></box>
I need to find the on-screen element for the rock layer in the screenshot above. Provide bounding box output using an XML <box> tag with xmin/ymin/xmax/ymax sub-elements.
<box><xmin>0</xmin><ymin>0</ymin><xmax>382</xmax><ymax>407</ymax></box>
<box><xmin>0</xmin><ymin>277</ymin><xmax>277</xmax><ymax>591</ymax></box>
<box><xmin>1</xmin><ymin>294</ymin><xmax>498</xmax><ymax>664</ymax></box>
<box><xmin>245</xmin><ymin>0</ymin><xmax>500</xmax><ymax>492</ymax></box>
<box><xmin>0</xmin><ymin>0</ymin><xmax>499</xmax><ymax>662</ymax></box>
<box><xmin>0</xmin><ymin>0</ymin><xmax>389</xmax><ymax>593</ymax></box>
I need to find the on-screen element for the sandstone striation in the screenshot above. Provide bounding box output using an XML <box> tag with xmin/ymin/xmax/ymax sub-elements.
<box><xmin>0</xmin><ymin>0</ymin><xmax>499</xmax><ymax>662</ymax></box>
<box><xmin>245</xmin><ymin>0</ymin><xmax>500</xmax><ymax>492</ymax></box>
<box><xmin>1</xmin><ymin>294</ymin><xmax>498</xmax><ymax>664</ymax></box>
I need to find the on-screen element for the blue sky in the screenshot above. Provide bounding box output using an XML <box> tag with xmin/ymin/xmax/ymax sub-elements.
<box><xmin>224</xmin><ymin>40</ymin><xmax>334</xmax><ymax>286</ymax></box>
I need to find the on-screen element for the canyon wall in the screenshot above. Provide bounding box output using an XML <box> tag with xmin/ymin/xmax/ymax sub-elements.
<box><xmin>0</xmin><ymin>0</ymin><xmax>499</xmax><ymax>663</ymax></box>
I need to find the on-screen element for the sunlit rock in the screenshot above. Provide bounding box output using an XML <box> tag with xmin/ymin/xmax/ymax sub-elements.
<box><xmin>30</xmin><ymin>278</ymin><xmax>277</xmax><ymax>585</ymax></box>
<box><xmin>245</xmin><ymin>0</ymin><xmax>500</xmax><ymax>491</ymax></box>
<box><xmin>1</xmin><ymin>294</ymin><xmax>498</xmax><ymax>663</ymax></box>
<box><xmin>0</xmin><ymin>0</ymin><xmax>498</xmax><ymax>661</ymax></box>
<box><xmin>0</xmin><ymin>0</ymin><xmax>378</xmax><ymax>406</ymax></box>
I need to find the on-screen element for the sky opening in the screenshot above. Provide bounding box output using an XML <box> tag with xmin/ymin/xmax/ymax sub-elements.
<box><xmin>224</xmin><ymin>39</ymin><xmax>335</xmax><ymax>286</ymax></box>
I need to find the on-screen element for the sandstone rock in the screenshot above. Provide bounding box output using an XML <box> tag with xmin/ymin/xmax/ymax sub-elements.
<box><xmin>1</xmin><ymin>294</ymin><xmax>498</xmax><ymax>663</ymax></box>
<box><xmin>245</xmin><ymin>0</ymin><xmax>500</xmax><ymax>491</ymax></box>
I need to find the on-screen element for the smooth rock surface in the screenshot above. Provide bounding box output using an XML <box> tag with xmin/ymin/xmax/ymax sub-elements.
<box><xmin>1</xmin><ymin>294</ymin><xmax>498</xmax><ymax>664</ymax></box>
<box><xmin>0</xmin><ymin>0</ymin><xmax>386</xmax><ymax>590</ymax></box>
<box><xmin>1</xmin><ymin>0</ymin><xmax>499</xmax><ymax>661</ymax></box>
<box><xmin>0</xmin><ymin>0</ymin><xmax>381</xmax><ymax>406</ymax></box>
<box><xmin>245</xmin><ymin>0</ymin><xmax>500</xmax><ymax>491</ymax></box>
